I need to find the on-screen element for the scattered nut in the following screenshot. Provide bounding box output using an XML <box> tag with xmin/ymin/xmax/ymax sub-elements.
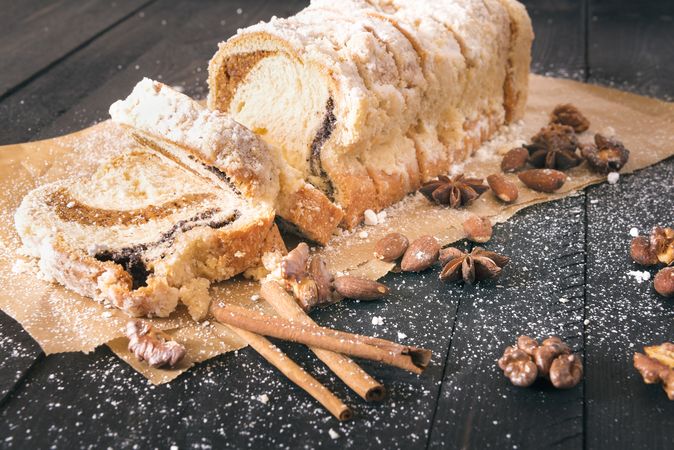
<box><xmin>500</xmin><ymin>336</ymin><xmax>581</xmax><ymax>390</ymax></box>
<box><xmin>401</xmin><ymin>235</ymin><xmax>440</xmax><ymax>272</ymax></box>
<box><xmin>630</xmin><ymin>236</ymin><xmax>659</xmax><ymax>266</ymax></box>
<box><xmin>498</xmin><ymin>346</ymin><xmax>538</xmax><ymax>387</ymax></box>
<box><xmin>654</xmin><ymin>267</ymin><xmax>674</xmax><ymax>298</ymax></box>
<box><xmin>581</xmin><ymin>134</ymin><xmax>630</xmax><ymax>174</ymax></box>
<box><xmin>518</xmin><ymin>169</ymin><xmax>567</xmax><ymax>193</ymax></box>
<box><xmin>634</xmin><ymin>343</ymin><xmax>674</xmax><ymax>400</ymax></box>
<box><xmin>517</xmin><ymin>335</ymin><xmax>539</xmax><ymax>356</ymax></box>
<box><xmin>374</xmin><ymin>232</ymin><xmax>409</xmax><ymax>262</ymax></box>
<box><xmin>501</xmin><ymin>147</ymin><xmax>529</xmax><ymax>172</ymax></box>
<box><xmin>549</xmin><ymin>354</ymin><xmax>583</xmax><ymax>389</ymax></box>
<box><xmin>333</xmin><ymin>276</ymin><xmax>389</xmax><ymax>300</ymax></box>
<box><xmin>126</xmin><ymin>320</ymin><xmax>186</xmax><ymax>368</ymax></box>
<box><xmin>290</xmin><ymin>278</ymin><xmax>319</xmax><ymax>311</ymax></box>
<box><xmin>550</xmin><ymin>103</ymin><xmax>590</xmax><ymax>132</ymax></box>
<box><xmin>487</xmin><ymin>173</ymin><xmax>519</xmax><ymax>203</ymax></box>
<box><xmin>462</xmin><ymin>215</ymin><xmax>493</xmax><ymax>243</ymax></box>
<box><xmin>533</xmin><ymin>336</ymin><xmax>571</xmax><ymax>377</ymax></box>
<box><xmin>651</xmin><ymin>226</ymin><xmax>674</xmax><ymax>265</ymax></box>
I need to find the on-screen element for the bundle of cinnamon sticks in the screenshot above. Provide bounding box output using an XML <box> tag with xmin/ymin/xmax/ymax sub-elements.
<box><xmin>210</xmin><ymin>280</ymin><xmax>432</xmax><ymax>420</ymax></box>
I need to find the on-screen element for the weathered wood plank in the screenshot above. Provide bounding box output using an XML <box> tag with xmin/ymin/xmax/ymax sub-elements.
<box><xmin>583</xmin><ymin>152</ymin><xmax>674</xmax><ymax>449</ymax></box>
<box><xmin>588</xmin><ymin>0</ymin><xmax>674</xmax><ymax>100</ymax></box>
<box><xmin>0</xmin><ymin>268</ymin><xmax>459</xmax><ymax>449</ymax></box>
<box><xmin>0</xmin><ymin>0</ymin><xmax>154</xmax><ymax>99</ymax></box>
<box><xmin>1</xmin><ymin>1</ymin><xmax>461</xmax><ymax>447</ymax></box>
<box><xmin>0</xmin><ymin>0</ymin><xmax>308</xmax><ymax>406</ymax></box>
<box><xmin>428</xmin><ymin>196</ymin><xmax>586</xmax><ymax>449</ymax></box>
<box><xmin>584</xmin><ymin>2</ymin><xmax>674</xmax><ymax>446</ymax></box>
<box><xmin>524</xmin><ymin>0</ymin><xmax>588</xmax><ymax>80</ymax></box>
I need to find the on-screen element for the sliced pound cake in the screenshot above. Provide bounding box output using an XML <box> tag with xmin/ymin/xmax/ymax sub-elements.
<box><xmin>15</xmin><ymin>135</ymin><xmax>283</xmax><ymax>320</ymax></box>
<box><xmin>207</xmin><ymin>0</ymin><xmax>533</xmax><ymax>231</ymax></box>
<box><xmin>111</xmin><ymin>78</ymin><xmax>342</xmax><ymax>244</ymax></box>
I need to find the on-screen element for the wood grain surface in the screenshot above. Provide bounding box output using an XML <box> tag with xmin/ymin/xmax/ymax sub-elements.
<box><xmin>0</xmin><ymin>1</ymin><xmax>672</xmax><ymax>448</ymax></box>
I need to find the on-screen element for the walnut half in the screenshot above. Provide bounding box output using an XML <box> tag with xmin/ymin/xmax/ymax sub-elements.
<box><xmin>634</xmin><ymin>343</ymin><xmax>674</xmax><ymax>400</ymax></box>
<box><xmin>126</xmin><ymin>320</ymin><xmax>186</xmax><ymax>368</ymax></box>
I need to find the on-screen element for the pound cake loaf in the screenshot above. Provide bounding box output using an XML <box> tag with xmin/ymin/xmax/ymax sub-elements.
<box><xmin>15</xmin><ymin>118</ymin><xmax>283</xmax><ymax>320</ymax></box>
<box><xmin>208</xmin><ymin>0</ymin><xmax>533</xmax><ymax>233</ymax></box>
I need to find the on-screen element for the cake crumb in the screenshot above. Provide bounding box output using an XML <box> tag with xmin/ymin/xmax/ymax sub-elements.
<box><xmin>364</xmin><ymin>209</ymin><xmax>378</xmax><ymax>226</ymax></box>
<box><xmin>397</xmin><ymin>331</ymin><xmax>407</xmax><ymax>340</ymax></box>
<box><xmin>328</xmin><ymin>428</ymin><xmax>340</xmax><ymax>440</ymax></box>
<box><xmin>371</xmin><ymin>316</ymin><xmax>384</xmax><ymax>326</ymax></box>
<box><xmin>629</xmin><ymin>227</ymin><xmax>639</xmax><ymax>237</ymax></box>
<box><xmin>358</xmin><ymin>231</ymin><xmax>369</xmax><ymax>239</ymax></box>
<box><xmin>607</xmin><ymin>172</ymin><xmax>619</xmax><ymax>184</ymax></box>
<box><xmin>256</xmin><ymin>394</ymin><xmax>269</xmax><ymax>404</ymax></box>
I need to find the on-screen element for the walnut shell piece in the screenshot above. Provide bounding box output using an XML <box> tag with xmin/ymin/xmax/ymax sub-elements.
<box><xmin>126</xmin><ymin>320</ymin><xmax>186</xmax><ymax>368</ymax></box>
<box><xmin>498</xmin><ymin>347</ymin><xmax>538</xmax><ymax>387</ymax></box>
<box><xmin>549</xmin><ymin>354</ymin><xmax>583</xmax><ymax>389</ymax></box>
<box><xmin>374</xmin><ymin>232</ymin><xmax>409</xmax><ymax>262</ymax></box>
<box><xmin>501</xmin><ymin>147</ymin><xmax>529</xmax><ymax>172</ymax></box>
<box><xmin>581</xmin><ymin>134</ymin><xmax>630</xmax><ymax>174</ymax></box>
<box><xmin>654</xmin><ymin>267</ymin><xmax>674</xmax><ymax>298</ymax></box>
<box><xmin>630</xmin><ymin>236</ymin><xmax>660</xmax><ymax>266</ymax></box>
<box><xmin>550</xmin><ymin>103</ymin><xmax>590</xmax><ymax>132</ymax></box>
<box><xmin>634</xmin><ymin>344</ymin><xmax>674</xmax><ymax>400</ymax></box>
<box><xmin>533</xmin><ymin>336</ymin><xmax>571</xmax><ymax>377</ymax></box>
<box><xmin>651</xmin><ymin>226</ymin><xmax>674</xmax><ymax>265</ymax></box>
<box><xmin>518</xmin><ymin>169</ymin><xmax>567</xmax><ymax>193</ymax></box>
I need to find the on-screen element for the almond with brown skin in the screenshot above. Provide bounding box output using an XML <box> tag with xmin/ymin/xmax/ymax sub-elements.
<box><xmin>487</xmin><ymin>174</ymin><xmax>519</xmax><ymax>203</ymax></box>
<box><xmin>654</xmin><ymin>267</ymin><xmax>674</xmax><ymax>298</ymax></box>
<box><xmin>462</xmin><ymin>215</ymin><xmax>493</xmax><ymax>243</ymax></box>
<box><xmin>501</xmin><ymin>147</ymin><xmax>529</xmax><ymax>172</ymax></box>
<box><xmin>401</xmin><ymin>235</ymin><xmax>440</xmax><ymax>272</ymax></box>
<box><xmin>518</xmin><ymin>169</ymin><xmax>566</xmax><ymax>193</ymax></box>
<box><xmin>333</xmin><ymin>276</ymin><xmax>389</xmax><ymax>300</ymax></box>
<box><xmin>374</xmin><ymin>232</ymin><xmax>409</xmax><ymax>262</ymax></box>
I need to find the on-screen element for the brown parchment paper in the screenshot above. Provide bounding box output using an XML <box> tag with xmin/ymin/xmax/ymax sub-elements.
<box><xmin>0</xmin><ymin>75</ymin><xmax>672</xmax><ymax>384</ymax></box>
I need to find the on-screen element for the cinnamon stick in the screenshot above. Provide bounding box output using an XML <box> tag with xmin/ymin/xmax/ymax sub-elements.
<box><xmin>211</xmin><ymin>302</ymin><xmax>431</xmax><ymax>374</ymax></box>
<box><xmin>261</xmin><ymin>281</ymin><xmax>386</xmax><ymax>402</ymax></box>
<box><xmin>226</xmin><ymin>324</ymin><xmax>352</xmax><ymax>421</ymax></box>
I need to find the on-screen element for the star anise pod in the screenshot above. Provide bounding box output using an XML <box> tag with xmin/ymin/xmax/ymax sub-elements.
<box><xmin>419</xmin><ymin>174</ymin><xmax>488</xmax><ymax>208</ymax></box>
<box><xmin>439</xmin><ymin>247</ymin><xmax>509</xmax><ymax>284</ymax></box>
<box><xmin>525</xmin><ymin>124</ymin><xmax>582</xmax><ymax>170</ymax></box>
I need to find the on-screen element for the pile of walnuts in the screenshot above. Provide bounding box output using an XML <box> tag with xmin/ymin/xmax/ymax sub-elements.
<box><xmin>498</xmin><ymin>335</ymin><xmax>582</xmax><ymax>389</ymax></box>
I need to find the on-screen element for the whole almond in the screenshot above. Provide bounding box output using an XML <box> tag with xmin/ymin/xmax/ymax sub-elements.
<box><xmin>401</xmin><ymin>235</ymin><xmax>440</xmax><ymax>272</ymax></box>
<box><xmin>487</xmin><ymin>173</ymin><xmax>518</xmax><ymax>203</ymax></box>
<box><xmin>374</xmin><ymin>232</ymin><xmax>409</xmax><ymax>262</ymax></box>
<box><xmin>501</xmin><ymin>147</ymin><xmax>529</xmax><ymax>172</ymax></box>
<box><xmin>654</xmin><ymin>267</ymin><xmax>674</xmax><ymax>298</ymax></box>
<box><xmin>630</xmin><ymin>236</ymin><xmax>659</xmax><ymax>266</ymax></box>
<box><xmin>518</xmin><ymin>169</ymin><xmax>566</xmax><ymax>193</ymax></box>
<box><xmin>462</xmin><ymin>215</ymin><xmax>493</xmax><ymax>243</ymax></box>
<box><xmin>333</xmin><ymin>276</ymin><xmax>389</xmax><ymax>300</ymax></box>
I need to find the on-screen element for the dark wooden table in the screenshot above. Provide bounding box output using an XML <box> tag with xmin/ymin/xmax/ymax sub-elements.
<box><xmin>1</xmin><ymin>1</ymin><xmax>673</xmax><ymax>448</ymax></box>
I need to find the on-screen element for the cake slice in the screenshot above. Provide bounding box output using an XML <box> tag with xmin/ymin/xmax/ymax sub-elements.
<box><xmin>111</xmin><ymin>78</ymin><xmax>342</xmax><ymax>244</ymax></box>
<box><xmin>15</xmin><ymin>140</ymin><xmax>282</xmax><ymax>320</ymax></box>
